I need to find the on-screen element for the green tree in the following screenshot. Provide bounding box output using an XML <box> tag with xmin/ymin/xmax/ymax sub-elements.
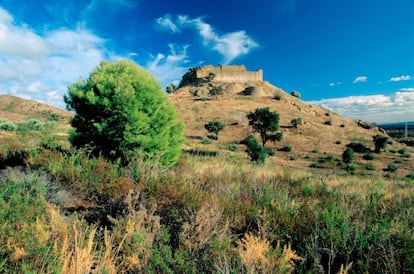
<box><xmin>291</xmin><ymin>118</ymin><xmax>302</xmax><ymax>128</ymax></box>
<box><xmin>166</xmin><ymin>83</ymin><xmax>177</xmax><ymax>93</ymax></box>
<box><xmin>64</xmin><ymin>60</ymin><xmax>185</xmax><ymax>168</ymax></box>
<box><xmin>373</xmin><ymin>134</ymin><xmax>388</xmax><ymax>153</ymax></box>
<box><xmin>241</xmin><ymin>135</ymin><xmax>266</xmax><ymax>164</ymax></box>
<box><xmin>342</xmin><ymin>148</ymin><xmax>354</xmax><ymax>164</ymax></box>
<box><xmin>209</xmin><ymin>85</ymin><xmax>224</xmax><ymax>98</ymax></box>
<box><xmin>247</xmin><ymin>107</ymin><xmax>280</xmax><ymax>146</ymax></box>
<box><xmin>204</xmin><ymin>120</ymin><xmax>225</xmax><ymax>139</ymax></box>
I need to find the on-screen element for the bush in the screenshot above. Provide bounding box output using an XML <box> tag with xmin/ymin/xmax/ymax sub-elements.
<box><xmin>281</xmin><ymin>144</ymin><xmax>292</xmax><ymax>152</ymax></box>
<box><xmin>290</xmin><ymin>90</ymin><xmax>300</xmax><ymax>98</ymax></box>
<box><xmin>201</xmin><ymin>137</ymin><xmax>212</xmax><ymax>145</ymax></box>
<box><xmin>204</xmin><ymin>120</ymin><xmax>225</xmax><ymax>139</ymax></box>
<box><xmin>363</xmin><ymin>151</ymin><xmax>375</xmax><ymax>160</ymax></box>
<box><xmin>24</xmin><ymin>119</ymin><xmax>43</xmax><ymax>130</ymax></box>
<box><xmin>340</xmin><ymin>123</ymin><xmax>345</xmax><ymax>128</ymax></box>
<box><xmin>0</xmin><ymin>121</ymin><xmax>17</xmax><ymax>131</ymax></box>
<box><xmin>346</xmin><ymin>141</ymin><xmax>369</xmax><ymax>153</ymax></box>
<box><xmin>241</xmin><ymin>135</ymin><xmax>266</xmax><ymax>164</ymax></box>
<box><xmin>228</xmin><ymin>144</ymin><xmax>240</xmax><ymax>152</ymax></box>
<box><xmin>387</xmin><ymin>164</ymin><xmax>398</xmax><ymax>172</ymax></box>
<box><xmin>291</xmin><ymin>118</ymin><xmax>302</xmax><ymax>128</ymax></box>
<box><xmin>209</xmin><ymin>85</ymin><xmax>224</xmax><ymax>98</ymax></box>
<box><xmin>373</xmin><ymin>134</ymin><xmax>388</xmax><ymax>153</ymax></box>
<box><xmin>166</xmin><ymin>83</ymin><xmax>177</xmax><ymax>93</ymax></box>
<box><xmin>324</xmin><ymin>120</ymin><xmax>332</xmax><ymax>125</ymax></box>
<box><xmin>273</xmin><ymin>94</ymin><xmax>282</xmax><ymax>100</ymax></box>
<box><xmin>64</xmin><ymin>60</ymin><xmax>185</xmax><ymax>168</ymax></box>
<box><xmin>264</xmin><ymin>147</ymin><xmax>275</xmax><ymax>156</ymax></box>
<box><xmin>342</xmin><ymin>148</ymin><xmax>354</xmax><ymax>163</ymax></box>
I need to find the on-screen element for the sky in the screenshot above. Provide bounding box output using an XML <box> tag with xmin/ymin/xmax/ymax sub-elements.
<box><xmin>0</xmin><ymin>0</ymin><xmax>413</xmax><ymax>123</ymax></box>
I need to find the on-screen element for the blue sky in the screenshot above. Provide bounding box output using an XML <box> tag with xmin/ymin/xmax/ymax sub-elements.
<box><xmin>0</xmin><ymin>0</ymin><xmax>413</xmax><ymax>123</ymax></box>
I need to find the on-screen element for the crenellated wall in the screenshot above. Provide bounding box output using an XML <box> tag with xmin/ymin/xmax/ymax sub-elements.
<box><xmin>194</xmin><ymin>65</ymin><xmax>263</xmax><ymax>82</ymax></box>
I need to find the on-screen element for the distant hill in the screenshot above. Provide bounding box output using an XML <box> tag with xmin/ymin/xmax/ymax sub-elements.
<box><xmin>169</xmin><ymin>65</ymin><xmax>413</xmax><ymax>174</ymax></box>
<box><xmin>0</xmin><ymin>94</ymin><xmax>73</xmax><ymax>122</ymax></box>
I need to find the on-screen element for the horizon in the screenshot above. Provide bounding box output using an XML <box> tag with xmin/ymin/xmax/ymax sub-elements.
<box><xmin>0</xmin><ymin>0</ymin><xmax>413</xmax><ymax>123</ymax></box>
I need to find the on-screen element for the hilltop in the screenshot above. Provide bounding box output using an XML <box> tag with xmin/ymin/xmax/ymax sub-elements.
<box><xmin>169</xmin><ymin>65</ymin><xmax>413</xmax><ymax>176</ymax></box>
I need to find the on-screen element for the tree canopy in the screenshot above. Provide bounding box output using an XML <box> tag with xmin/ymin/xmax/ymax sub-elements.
<box><xmin>247</xmin><ymin>107</ymin><xmax>280</xmax><ymax>146</ymax></box>
<box><xmin>64</xmin><ymin>60</ymin><xmax>185</xmax><ymax>168</ymax></box>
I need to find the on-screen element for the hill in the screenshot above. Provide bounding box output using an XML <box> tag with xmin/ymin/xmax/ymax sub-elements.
<box><xmin>169</xmin><ymin>65</ymin><xmax>413</xmax><ymax>176</ymax></box>
<box><xmin>0</xmin><ymin>94</ymin><xmax>72</xmax><ymax>122</ymax></box>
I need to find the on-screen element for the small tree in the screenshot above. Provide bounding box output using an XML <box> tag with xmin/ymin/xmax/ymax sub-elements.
<box><xmin>342</xmin><ymin>148</ymin><xmax>354</xmax><ymax>164</ymax></box>
<box><xmin>64</xmin><ymin>60</ymin><xmax>185</xmax><ymax>168</ymax></box>
<box><xmin>247</xmin><ymin>107</ymin><xmax>280</xmax><ymax>146</ymax></box>
<box><xmin>373</xmin><ymin>134</ymin><xmax>388</xmax><ymax>153</ymax></box>
<box><xmin>204</xmin><ymin>120</ymin><xmax>225</xmax><ymax>139</ymax></box>
<box><xmin>166</xmin><ymin>83</ymin><xmax>177</xmax><ymax>93</ymax></box>
<box><xmin>241</xmin><ymin>135</ymin><xmax>266</xmax><ymax>164</ymax></box>
<box><xmin>291</xmin><ymin>90</ymin><xmax>301</xmax><ymax>98</ymax></box>
<box><xmin>291</xmin><ymin>118</ymin><xmax>302</xmax><ymax>128</ymax></box>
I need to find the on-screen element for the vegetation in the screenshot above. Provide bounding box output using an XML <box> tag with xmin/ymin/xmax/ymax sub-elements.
<box><xmin>291</xmin><ymin>117</ymin><xmax>302</xmax><ymax>128</ymax></box>
<box><xmin>204</xmin><ymin>120</ymin><xmax>225</xmax><ymax>140</ymax></box>
<box><xmin>241</xmin><ymin>134</ymin><xmax>266</xmax><ymax>164</ymax></box>
<box><xmin>64</xmin><ymin>60</ymin><xmax>185</xmax><ymax>168</ymax></box>
<box><xmin>166</xmin><ymin>83</ymin><xmax>177</xmax><ymax>93</ymax></box>
<box><xmin>342</xmin><ymin>148</ymin><xmax>354</xmax><ymax>164</ymax></box>
<box><xmin>290</xmin><ymin>90</ymin><xmax>300</xmax><ymax>98</ymax></box>
<box><xmin>247</xmin><ymin>107</ymin><xmax>281</xmax><ymax>146</ymax></box>
<box><xmin>373</xmin><ymin>134</ymin><xmax>388</xmax><ymax>153</ymax></box>
<box><xmin>209</xmin><ymin>85</ymin><xmax>224</xmax><ymax>98</ymax></box>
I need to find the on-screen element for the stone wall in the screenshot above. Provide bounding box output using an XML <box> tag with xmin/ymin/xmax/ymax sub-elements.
<box><xmin>194</xmin><ymin>65</ymin><xmax>263</xmax><ymax>82</ymax></box>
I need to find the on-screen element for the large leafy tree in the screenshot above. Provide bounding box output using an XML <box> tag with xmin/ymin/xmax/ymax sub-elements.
<box><xmin>64</xmin><ymin>60</ymin><xmax>185</xmax><ymax>168</ymax></box>
<box><xmin>247</xmin><ymin>107</ymin><xmax>280</xmax><ymax>146</ymax></box>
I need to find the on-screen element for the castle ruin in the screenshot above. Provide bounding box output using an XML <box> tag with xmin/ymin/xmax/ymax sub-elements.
<box><xmin>179</xmin><ymin>65</ymin><xmax>263</xmax><ymax>87</ymax></box>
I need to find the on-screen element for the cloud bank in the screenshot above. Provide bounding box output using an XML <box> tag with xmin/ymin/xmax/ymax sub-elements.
<box><xmin>0</xmin><ymin>7</ymin><xmax>110</xmax><ymax>108</ymax></box>
<box><xmin>311</xmin><ymin>90</ymin><xmax>414</xmax><ymax>123</ymax></box>
<box><xmin>156</xmin><ymin>14</ymin><xmax>259</xmax><ymax>64</ymax></box>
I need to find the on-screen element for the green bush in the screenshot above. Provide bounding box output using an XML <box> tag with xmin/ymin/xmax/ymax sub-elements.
<box><xmin>228</xmin><ymin>144</ymin><xmax>239</xmax><ymax>152</ymax></box>
<box><xmin>363</xmin><ymin>151</ymin><xmax>375</xmax><ymax>160</ymax></box>
<box><xmin>281</xmin><ymin>144</ymin><xmax>292</xmax><ymax>152</ymax></box>
<box><xmin>25</xmin><ymin>119</ymin><xmax>43</xmax><ymax>130</ymax></box>
<box><xmin>394</xmin><ymin>158</ymin><xmax>403</xmax><ymax>164</ymax></box>
<box><xmin>64</xmin><ymin>60</ymin><xmax>185</xmax><ymax>168</ymax></box>
<box><xmin>340</xmin><ymin>123</ymin><xmax>345</xmax><ymax>127</ymax></box>
<box><xmin>403</xmin><ymin>152</ymin><xmax>412</xmax><ymax>158</ymax></box>
<box><xmin>342</xmin><ymin>148</ymin><xmax>354</xmax><ymax>163</ymax></box>
<box><xmin>324</xmin><ymin>120</ymin><xmax>332</xmax><ymax>125</ymax></box>
<box><xmin>241</xmin><ymin>135</ymin><xmax>266</xmax><ymax>164</ymax></box>
<box><xmin>291</xmin><ymin>118</ymin><xmax>302</xmax><ymax>128</ymax></box>
<box><xmin>201</xmin><ymin>137</ymin><xmax>212</xmax><ymax>145</ymax></box>
<box><xmin>373</xmin><ymin>134</ymin><xmax>388</xmax><ymax>153</ymax></box>
<box><xmin>0</xmin><ymin>121</ymin><xmax>17</xmax><ymax>131</ymax></box>
<box><xmin>273</xmin><ymin>94</ymin><xmax>282</xmax><ymax>100</ymax></box>
<box><xmin>264</xmin><ymin>147</ymin><xmax>275</xmax><ymax>156</ymax></box>
<box><xmin>290</xmin><ymin>90</ymin><xmax>300</xmax><ymax>98</ymax></box>
<box><xmin>204</xmin><ymin>120</ymin><xmax>225</xmax><ymax>139</ymax></box>
<box><xmin>387</xmin><ymin>164</ymin><xmax>398</xmax><ymax>172</ymax></box>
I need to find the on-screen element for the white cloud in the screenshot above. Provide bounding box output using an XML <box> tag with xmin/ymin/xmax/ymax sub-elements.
<box><xmin>353</xmin><ymin>76</ymin><xmax>367</xmax><ymax>83</ymax></box>
<box><xmin>310</xmin><ymin>90</ymin><xmax>414</xmax><ymax>123</ymax></box>
<box><xmin>0</xmin><ymin>7</ymin><xmax>111</xmax><ymax>108</ymax></box>
<box><xmin>156</xmin><ymin>15</ymin><xmax>180</xmax><ymax>33</ymax></box>
<box><xmin>145</xmin><ymin>44</ymin><xmax>190</xmax><ymax>86</ymax></box>
<box><xmin>160</xmin><ymin>14</ymin><xmax>259</xmax><ymax>64</ymax></box>
<box><xmin>329</xmin><ymin>82</ymin><xmax>341</xmax><ymax>87</ymax></box>
<box><xmin>400</xmin><ymin>88</ymin><xmax>414</xmax><ymax>92</ymax></box>
<box><xmin>390</xmin><ymin>75</ymin><xmax>411</xmax><ymax>82</ymax></box>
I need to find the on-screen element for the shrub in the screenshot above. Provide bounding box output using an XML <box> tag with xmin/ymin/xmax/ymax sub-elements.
<box><xmin>247</xmin><ymin>107</ymin><xmax>280</xmax><ymax>146</ymax></box>
<box><xmin>290</xmin><ymin>90</ymin><xmax>300</xmax><ymax>98</ymax></box>
<box><xmin>373</xmin><ymin>134</ymin><xmax>388</xmax><ymax>153</ymax></box>
<box><xmin>241</xmin><ymin>135</ymin><xmax>266</xmax><ymax>164</ymax></box>
<box><xmin>291</xmin><ymin>118</ymin><xmax>302</xmax><ymax>128</ymax></box>
<box><xmin>335</xmin><ymin>140</ymin><xmax>341</xmax><ymax>145</ymax></box>
<box><xmin>204</xmin><ymin>120</ymin><xmax>225</xmax><ymax>139</ymax></box>
<box><xmin>342</xmin><ymin>148</ymin><xmax>354</xmax><ymax>163</ymax></box>
<box><xmin>228</xmin><ymin>144</ymin><xmax>240</xmax><ymax>152</ymax></box>
<box><xmin>0</xmin><ymin>121</ymin><xmax>17</xmax><ymax>131</ymax></box>
<box><xmin>346</xmin><ymin>162</ymin><xmax>358</xmax><ymax>173</ymax></box>
<box><xmin>324</xmin><ymin>120</ymin><xmax>332</xmax><ymax>125</ymax></box>
<box><xmin>394</xmin><ymin>158</ymin><xmax>403</xmax><ymax>164</ymax></box>
<box><xmin>166</xmin><ymin>83</ymin><xmax>177</xmax><ymax>93</ymax></box>
<box><xmin>281</xmin><ymin>144</ymin><xmax>292</xmax><ymax>152</ymax></box>
<box><xmin>24</xmin><ymin>119</ymin><xmax>43</xmax><ymax>131</ymax></box>
<box><xmin>209</xmin><ymin>85</ymin><xmax>224</xmax><ymax>98</ymax></box>
<box><xmin>201</xmin><ymin>137</ymin><xmax>212</xmax><ymax>145</ymax></box>
<box><xmin>64</xmin><ymin>60</ymin><xmax>185</xmax><ymax>168</ymax></box>
<box><xmin>346</xmin><ymin>141</ymin><xmax>369</xmax><ymax>153</ymax></box>
<box><xmin>363</xmin><ymin>151</ymin><xmax>375</xmax><ymax>160</ymax></box>
<box><xmin>406</xmin><ymin>173</ymin><xmax>414</xmax><ymax>180</ymax></box>
<box><xmin>403</xmin><ymin>152</ymin><xmax>412</xmax><ymax>158</ymax></box>
<box><xmin>273</xmin><ymin>94</ymin><xmax>282</xmax><ymax>100</ymax></box>
<box><xmin>265</xmin><ymin>147</ymin><xmax>276</xmax><ymax>156</ymax></box>
<box><xmin>387</xmin><ymin>164</ymin><xmax>398</xmax><ymax>172</ymax></box>
<box><xmin>340</xmin><ymin>123</ymin><xmax>345</xmax><ymax>128</ymax></box>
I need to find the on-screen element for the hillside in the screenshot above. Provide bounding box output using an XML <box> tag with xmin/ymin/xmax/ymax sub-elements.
<box><xmin>169</xmin><ymin>65</ymin><xmax>413</xmax><ymax>176</ymax></box>
<box><xmin>0</xmin><ymin>94</ymin><xmax>72</xmax><ymax>122</ymax></box>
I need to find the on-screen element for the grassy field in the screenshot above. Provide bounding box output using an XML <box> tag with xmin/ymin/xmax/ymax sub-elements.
<box><xmin>1</xmin><ymin>121</ymin><xmax>414</xmax><ymax>273</ymax></box>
